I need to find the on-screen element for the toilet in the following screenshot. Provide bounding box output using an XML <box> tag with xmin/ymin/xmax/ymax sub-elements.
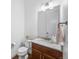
<box><xmin>17</xmin><ymin>47</ymin><xmax>28</xmax><ymax>59</ymax></box>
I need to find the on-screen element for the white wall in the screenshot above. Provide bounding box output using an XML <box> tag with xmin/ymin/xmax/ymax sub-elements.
<box><xmin>24</xmin><ymin>1</ymin><xmax>38</xmax><ymax>38</ymax></box>
<box><xmin>11</xmin><ymin>0</ymin><xmax>25</xmax><ymax>57</ymax></box>
<box><xmin>60</xmin><ymin>0</ymin><xmax>68</xmax><ymax>22</ymax></box>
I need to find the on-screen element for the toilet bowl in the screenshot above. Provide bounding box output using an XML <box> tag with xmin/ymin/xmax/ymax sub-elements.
<box><xmin>17</xmin><ymin>47</ymin><xmax>28</xmax><ymax>59</ymax></box>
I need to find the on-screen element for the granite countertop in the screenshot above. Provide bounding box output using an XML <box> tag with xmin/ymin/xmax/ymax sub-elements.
<box><xmin>32</xmin><ymin>38</ymin><xmax>62</xmax><ymax>51</ymax></box>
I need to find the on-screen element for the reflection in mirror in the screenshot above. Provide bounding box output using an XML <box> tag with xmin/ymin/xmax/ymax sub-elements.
<box><xmin>37</xmin><ymin>5</ymin><xmax>60</xmax><ymax>43</ymax></box>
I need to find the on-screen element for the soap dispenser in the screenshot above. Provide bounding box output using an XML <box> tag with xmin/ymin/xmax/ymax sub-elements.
<box><xmin>51</xmin><ymin>34</ymin><xmax>57</xmax><ymax>43</ymax></box>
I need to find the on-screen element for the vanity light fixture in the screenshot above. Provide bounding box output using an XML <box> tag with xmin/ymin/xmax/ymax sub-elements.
<box><xmin>40</xmin><ymin>5</ymin><xmax>46</xmax><ymax>12</ymax></box>
<box><xmin>39</xmin><ymin>0</ymin><xmax>54</xmax><ymax>12</ymax></box>
<box><xmin>39</xmin><ymin>3</ymin><xmax>49</xmax><ymax>12</ymax></box>
<box><xmin>48</xmin><ymin>1</ymin><xmax>54</xmax><ymax>9</ymax></box>
<box><xmin>59</xmin><ymin>21</ymin><xmax>68</xmax><ymax>25</ymax></box>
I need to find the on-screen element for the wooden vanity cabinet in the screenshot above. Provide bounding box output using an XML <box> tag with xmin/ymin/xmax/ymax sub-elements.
<box><xmin>30</xmin><ymin>43</ymin><xmax>63</xmax><ymax>59</ymax></box>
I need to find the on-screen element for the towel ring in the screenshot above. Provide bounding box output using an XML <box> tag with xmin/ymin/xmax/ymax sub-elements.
<box><xmin>59</xmin><ymin>21</ymin><xmax>68</xmax><ymax>25</ymax></box>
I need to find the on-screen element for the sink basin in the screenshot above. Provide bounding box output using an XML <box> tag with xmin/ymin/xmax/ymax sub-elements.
<box><xmin>17</xmin><ymin>47</ymin><xmax>28</xmax><ymax>56</ymax></box>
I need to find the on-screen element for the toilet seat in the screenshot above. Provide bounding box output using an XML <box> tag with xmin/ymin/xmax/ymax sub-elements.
<box><xmin>18</xmin><ymin>47</ymin><xmax>28</xmax><ymax>56</ymax></box>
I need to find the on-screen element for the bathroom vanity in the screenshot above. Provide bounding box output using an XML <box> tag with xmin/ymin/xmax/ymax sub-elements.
<box><xmin>28</xmin><ymin>38</ymin><xmax>63</xmax><ymax>59</ymax></box>
<box><xmin>31</xmin><ymin>43</ymin><xmax>63</xmax><ymax>59</ymax></box>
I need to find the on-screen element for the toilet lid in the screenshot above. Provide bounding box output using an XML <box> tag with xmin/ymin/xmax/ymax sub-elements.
<box><xmin>18</xmin><ymin>47</ymin><xmax>28</xmax><ymax>53</ymax></box>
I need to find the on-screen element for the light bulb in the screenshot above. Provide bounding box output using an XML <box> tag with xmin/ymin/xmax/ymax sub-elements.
<box><xmin>49</xmin><ymin>1</ymin><xmax>53</xmax><ymax>9</ymax></box>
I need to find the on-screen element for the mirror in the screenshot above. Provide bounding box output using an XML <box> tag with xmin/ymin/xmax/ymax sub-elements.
<box><xmin>37</xmin><ymin>5</ymin><xmax>60</xmax><ymax>40</ymax></box>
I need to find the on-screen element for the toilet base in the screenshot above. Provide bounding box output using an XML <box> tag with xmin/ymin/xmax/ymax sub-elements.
<box><xmin>19</xmin><ymin>55</ymin><xmax>28</xmax><ymax>59</ymax></box>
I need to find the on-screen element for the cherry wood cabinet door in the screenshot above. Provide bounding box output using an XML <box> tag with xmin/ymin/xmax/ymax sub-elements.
<box><xmin>43</xmin><ymin>54</ymin><xmax>56</xmax><ymax>59</ymax></box>
<box><xmin>32</xmin><ymin>49</ymin><xmax>42</xmax><ymax>59</ymax></box>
